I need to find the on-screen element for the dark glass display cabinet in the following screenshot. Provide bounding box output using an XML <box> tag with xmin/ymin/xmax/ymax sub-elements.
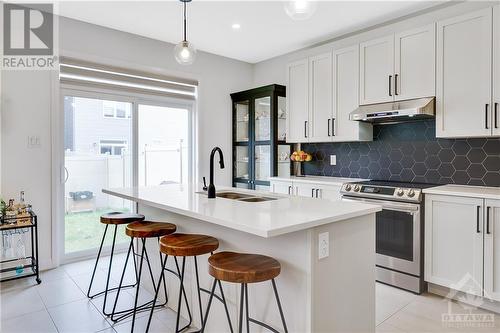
<box><xmin>230</xmin><ymin>84</ymin><xmax>290</xmax><ymax>191</ymax></box>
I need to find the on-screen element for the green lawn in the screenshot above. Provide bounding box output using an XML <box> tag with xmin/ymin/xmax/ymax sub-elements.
<box><xmin>65</xmin><ymin>208</ymin><xmax>130</xmax><ymax>253</ymax></box>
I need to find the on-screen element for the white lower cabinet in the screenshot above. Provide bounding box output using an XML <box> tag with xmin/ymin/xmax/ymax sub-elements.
<box><xmin>484</xmin><ymin>199</ymin><xmax>500</xmax><ymax>302</ymax></box>
<box><xmin>425</xmin><ymin>194</ymin><xmax>500</xmax><ymax>300</ymax></box>
<box><xmin>270</xmin><ymin>179</ymin><xmax>341</xmax><ymax>200</ymax></box>
<box><xmin>270</xmin><ymin>180</ymin><xmax>293</xmax><ymax>195</ymax></box>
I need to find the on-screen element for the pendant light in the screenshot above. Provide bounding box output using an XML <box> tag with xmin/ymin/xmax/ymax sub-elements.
<box><xmin>284</xmin><ymin>0</ymin><xmax>317</xmax><ymax>21</ymax></box>
<box><xmin>174</xmin><ymin>0</ymin><xmax>196</xmax><ymax>65</ymax></box>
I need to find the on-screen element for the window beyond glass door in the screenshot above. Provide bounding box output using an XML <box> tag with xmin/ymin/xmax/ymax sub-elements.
<box><xmin>138</xmin><ymin>104</ymin><xmax>190</xmax><ymax>186</ymax></box>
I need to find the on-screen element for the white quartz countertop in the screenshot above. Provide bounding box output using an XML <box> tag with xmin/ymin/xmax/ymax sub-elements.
<box><xmin>269</xmin><ymin>176</ymin><xmax>367</xmax><ymax>186</ymax></box>
<box><xmin>423</xmin><ymin>184</ymin><xmax>500</xmax><ymax>200</ymax></box>
<box><xmin>103</xmin><ymin>184</ymin><xmax>380</xmax><ymax>238</ymax></box>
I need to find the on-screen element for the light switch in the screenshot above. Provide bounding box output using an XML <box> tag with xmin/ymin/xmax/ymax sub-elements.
<box><xmin>330</xmin><ymin>155</ymin><xmax>336</xmax><ymax>166</ymax></box>
<box><xmin>27</xmin><ymin>136</ymin><xmax>41</xmax><ymax>148</ymax></box>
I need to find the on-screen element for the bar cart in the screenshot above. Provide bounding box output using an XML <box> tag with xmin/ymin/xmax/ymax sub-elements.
<box><xmin>0</xmin><ymin>211</ymin><xmax>41</xmax><ymax>284</ymax></box>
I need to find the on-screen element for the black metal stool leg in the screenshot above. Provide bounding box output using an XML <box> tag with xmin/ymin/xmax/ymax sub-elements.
<box><xmin>173</xmin><ymin>256</ymin><xmax>193</xmax><ymax>332</ymax></box>
<box><xmin>110</xmin><ymin>237</ymin><xmax>134</xmax><ymax>320</ymax></box>
<box><xmin>87</xmin><ymin>224</ymin><xmax>108</xmax><ymax>298</ymax></box>
<box><xmin>244</xmin><ymin>284</ymin><xmax>250</xmax><ymax>333</ymax></box>
<box><xmin>130</xmin><ymin>238</ymin><xmax>147</xmax><ymax>333</ymax></box>
<box><xmin>272</xmin><ymin>279</ymin><xmax>288</xmax><ymax>333</ymax></box>
<box><xmin>102</xmin><ymin>225</ymin><xmax>118</xmax><ymax>316</ymax></box>
<box><xmin>145</xmin><ymin>253</ymin><xmax>168</xmax><ymax>333</ymax></box>
<box><xmin>175</xmin><ymin>257</ymin><xmax>189</xmax><ymax>333</ymax></box>
<box><xmin>194</xmin><ymin>256</ymin><xmax>204</xmax><ymax>326</ymax></box>
<box><xmin>158</xmin><ymin>237</ymin><xmax>168</xmax><ymax>304</ymax></box>
<box><xmin>238</xmin><ymin>283</ymin><xmax>245</xmax><ymax>333</ymax></box>
<box><xmin>200</xmin><ymin>279</ymin><xmax>218</xmax><ymax>333</ymax></box>
<box><xmin>218</xmin><ymin>280</ymin><xmax>234</xmax><ymax>333</ymax></box>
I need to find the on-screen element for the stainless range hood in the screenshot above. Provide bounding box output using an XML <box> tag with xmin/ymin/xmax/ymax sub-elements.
<box><xmin>349</xmin><ymin>97</ymin><xmax>435</xmax><ymax>124</ymax></box>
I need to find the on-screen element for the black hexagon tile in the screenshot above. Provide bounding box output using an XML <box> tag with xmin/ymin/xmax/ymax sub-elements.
<box><xmin>302</xmin><ymin>120</ymin><xmax>500</xmax><ymax>187</ymax></box>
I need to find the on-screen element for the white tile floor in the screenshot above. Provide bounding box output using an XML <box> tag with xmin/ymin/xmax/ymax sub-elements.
<box><xmin>0</xmin><ymin>254</ymin><xmax>498</xmax><ymax>332</ymax></box>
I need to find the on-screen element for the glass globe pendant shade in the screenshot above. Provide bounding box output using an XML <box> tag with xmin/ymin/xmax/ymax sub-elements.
<box><xmin>284</xmin><ymin>0</ymin><xmax>317</xmax><ymax>20</ymax></box>
<box><xmin>174</xmin><ymin>40</ymin><xmax>197</xmax><ymax>65</ymax></box>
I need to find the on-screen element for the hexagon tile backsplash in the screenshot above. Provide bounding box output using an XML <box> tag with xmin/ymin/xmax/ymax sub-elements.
<box><xmin>303</xmin><ymin>120</ymin><xmax>500</xmax><ymax>187</ymax></box>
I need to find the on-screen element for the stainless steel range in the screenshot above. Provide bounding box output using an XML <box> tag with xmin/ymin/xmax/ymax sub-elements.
<box><xmin>340</xmin><ymin>180</ymin><xmax>436</xmax><ymax>294</ymax></box>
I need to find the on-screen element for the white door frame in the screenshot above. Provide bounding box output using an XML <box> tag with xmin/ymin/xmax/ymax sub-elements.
<box><xmin>54</xmin><ymin>83</ymin><xmax>196</xmax><ymax>264</ymax></box>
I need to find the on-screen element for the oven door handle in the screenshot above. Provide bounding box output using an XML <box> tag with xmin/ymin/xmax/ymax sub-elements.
<box><xmin>342</xmin><ymin>196</ymin><xmax>420</xmax><ymax>213</ymax></box>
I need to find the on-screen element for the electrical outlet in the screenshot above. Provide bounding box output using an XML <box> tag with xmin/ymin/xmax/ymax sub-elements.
<box><xmin>318</xmin><ymin>232</ymin><xmax>329</xmax><ymax>259</ymax></box>
<box><xmin>330</xmin><ymin>155</ymin><xmax>336</xmax><ymax>166</ymax></box>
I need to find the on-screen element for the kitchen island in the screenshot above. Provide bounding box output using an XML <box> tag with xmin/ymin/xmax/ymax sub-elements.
<box><xmin>104</xmin><ymin>184</ymin><xmax>381</xmax><ymax>333</ymax></box>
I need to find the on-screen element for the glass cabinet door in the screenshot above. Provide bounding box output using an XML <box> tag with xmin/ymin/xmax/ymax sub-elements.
<box><xmin>254</xmin><ymin>145</ymin><xmax>271</xmax><ymax>182</ymax></box>
<box><xmin>277</xmin><ymin>96</ymin><xmax>287</xmax><ymax>141</ymax></box>
<box><xmin>254</xmin><ymin>96</ymin><xmax>271</xmax><ymax>141</ymax></box>
<box><xmin>277</xmin><ymin>145</ymin><xmax>291</xmax><ymax>177</ymax></box>
<box><xmin>235</xmin><ymin>101</ymin><xmax>249</xmax><ymax>142</ymax></box>
<box><xmin>235</xmin><ymin>146</ymin><xmax>250</xmax><ymax>180</ymax></box>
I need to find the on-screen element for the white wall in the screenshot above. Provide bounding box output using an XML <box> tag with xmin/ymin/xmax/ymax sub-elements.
<box><xmin>1</xmin><ymin>16</ymin><xmax>253</xmax><ymax>268</ymax></box>
<box><xmin>253</xmin><ymin>1</ymin><xmax>497</xmax><ymax>87</ymax></box>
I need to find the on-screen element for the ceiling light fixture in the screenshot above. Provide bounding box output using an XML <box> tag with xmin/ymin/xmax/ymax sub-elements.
<box><xmin>284</xmin><ymin>0</ymin><xmax>317</xmax><ymax>21</ymax></box>
<box><xmin>174</xmin><ymin>0</ymin><xmax>196</xmax><ymax>65</ymax></box>
<box><xmin>232</xmin><ymin>23</ymin><xmax>241</xmax><ymax>30</ymax></box>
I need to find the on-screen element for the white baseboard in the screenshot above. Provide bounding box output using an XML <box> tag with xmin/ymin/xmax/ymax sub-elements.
<box><xmin>428</xmin><ymin>283</ymin><xmax>500</xmax><ymax>314</ymax></box>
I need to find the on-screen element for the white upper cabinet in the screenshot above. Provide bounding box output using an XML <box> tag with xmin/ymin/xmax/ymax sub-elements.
<box><xmin>309</xmin><ymin>53</ymin><xmax>333</xmax><ymax>142</ymax></box>
<box><xmin>333</xmin><ymin>45</ymin><xmax>372</xmax><ymax>141</ymax></box>
<box><xmin>436</xmin><ymin>8</ymin><xmax>493</xmax><ymax>138</ymax></box>
<box><xmin>493</xmin><ymin>5</ymin><xmax>500</xmax><ymax>136</ymax></box>
<box><xmin>360</xmin><ymin>24</ymin><xmax>436</xmax><ymax>105</ymax></box>
<box><xmin>359</xmin><ymin>35</ymin><xmax>395</xmax><ymax>105</ymax></box>
<box><xmin>286</xmin><ymin>59</ymin><xmax>309</xmax><ymax>142</ymax></box>
<box><xmin>394</xmin><ymin>24</ymin><xmax>436</xmax><ymax>101</ymax></box>
<box><xmin>484</xmin><ymin>199</ymin><xmax>500</xmax><ymax>302</ymax></box>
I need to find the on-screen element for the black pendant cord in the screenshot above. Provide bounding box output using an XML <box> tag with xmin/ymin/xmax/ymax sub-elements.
<box><xmin>183</xmin><ymin>1</ymin><xmax>187</xmax><ymax>42</ymax></box>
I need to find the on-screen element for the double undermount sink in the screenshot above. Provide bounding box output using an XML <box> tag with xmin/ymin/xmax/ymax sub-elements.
<box><xmin>198</xmin><ymin>191</ymin><xmax>278</xmax><ymax>202</ymax></box>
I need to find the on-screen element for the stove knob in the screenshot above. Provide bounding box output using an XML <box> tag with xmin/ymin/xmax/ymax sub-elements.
<box><xmin>408</xmin><ymin>189</ymin><xmax>415</xmax><ymax>198</ymax></box>
<box><xmin>354</xmin><ymin>185</ymin><xmax>361</xmax><ymax>192</ymax></box>
<box><xmin>345</xmin><ymin>184</ymin><xmax>352</xmax><ymax>191</ymax></box>
<box><xmin>397</xmin><ymin>189</ymin><xmax>404</xmax><ymax>196</ymax></box>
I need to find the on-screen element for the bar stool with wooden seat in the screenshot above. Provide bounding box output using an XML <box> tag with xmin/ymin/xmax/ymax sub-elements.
<box><xmin>201</xmin><ymin>251</ymin><xmax>288</xmax><ymax>333</ymax></box>
<box><xmin>146</xmin><ymin>233</ymin><xmax>234</xmax><ymax>333</ymax></box>
<box><xmin>110</xmin><ymin>221</ymin><xmax>177</xmax><ymax>331</ymax></box>
<box><xmin>87</xmin><ymin>212</ymin><xmax>145</xmax><ymax>316</ymax></box>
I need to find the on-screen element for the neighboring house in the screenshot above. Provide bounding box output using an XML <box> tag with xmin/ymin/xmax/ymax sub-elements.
<box><xmin>64</xmin><ymin>97</ymin><xmax>132</xmax><ymax>155</ymax></box>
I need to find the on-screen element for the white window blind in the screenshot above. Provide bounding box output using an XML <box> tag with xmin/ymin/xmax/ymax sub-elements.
<box><xmin>59</xmin><ymin>57</ymin><xmax>197</xmax><ymax>100</ymax></box>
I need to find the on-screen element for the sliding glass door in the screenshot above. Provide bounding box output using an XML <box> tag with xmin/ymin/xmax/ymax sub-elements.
<box><xmin>61</xmin><ymin>89</ymin><xmax>194</xmax><ymax>260</ymax></box>
<box><xmin>63</xmin><ymin>94</ymin><xmax>134</xmax><ymax>257</ymax></box>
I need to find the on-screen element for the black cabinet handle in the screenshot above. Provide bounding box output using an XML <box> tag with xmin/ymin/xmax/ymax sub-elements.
<box><xmin>477</xmin><ymin>206</ymin><xmax>481</xmax><ymax>233</ymax></box>
<box><xmin>487</xmin><ymin>206</ymin><xmax>491</xmax><ymax>234</ymax></box>
<box><xmin>304</xmin><ymin>121</ymin><xmax>308</xmax><ymax>138</ymax></box>
<box><xmin>495</xmin><ymin>102</ymin><xmax>498</xmax><ymax>129</ymax></box>
<box><xmin>327</xmin><ymin>118</ymin><xmax>331</xmax><ymax>136</ymax></box>
<box><xmin>288</xmin><ymin>185</ymin><xmax>292</xmax><ymax>195</ymax></box>
<box><xmin>316</xmin><ymin>189</ymin><xmax>320</xmax><ymax>198</ymax></box>
<box><xmin>331</xmin><ymin>118</ymin><xmax>335</xmax><ymax>136</ymax></box>
<box><xmin>311</xmin><ymin>188</ymin><xmax>315</xmax><ymax>198</ymax></box>
<box><xmin>485</xmin><ymin>104</ymin><xmax>489</xmax><ymax>129</ymax></box>
<box><xmin>394</xmin><ymin>74</ymin><xmax>399</xmax><ymax>95</ymax></box>
<box><xmin>389</xmin><ymin>75</ymin><xmax>392</xmax><ymax>97</ymax></box>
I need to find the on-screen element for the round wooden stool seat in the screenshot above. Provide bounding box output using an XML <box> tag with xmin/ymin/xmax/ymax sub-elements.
<box><xmin>159</xmin><ymin>233</ymin><xmax>219</xmax><ymax>257</ymax></box>
<box><xmin>208</xmin><ymin>251</ymin><xmax>281</xmax><ymax>284</ymax></box>
<box><xmin>100</xmin><ymin>212</ymin><xmax>145</xmax><ymax>225</ymax></box>
<box><xmin>125</xmin><ymin>221</ymin><xmax>177</xmax><ymax>238</ymax></box>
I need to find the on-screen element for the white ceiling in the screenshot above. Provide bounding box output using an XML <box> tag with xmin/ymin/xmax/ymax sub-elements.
<box><xmin>58</xmin><ymin>1</ymin><xmax>446</xmax><ymax>64</ymax></box>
